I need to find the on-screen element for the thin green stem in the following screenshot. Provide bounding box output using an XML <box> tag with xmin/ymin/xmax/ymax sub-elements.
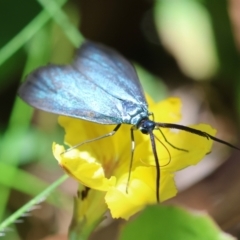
<box><xmin>37</xmin><ymin>0</ymin><xmax>84</xmax><ymax>47</ymax></box>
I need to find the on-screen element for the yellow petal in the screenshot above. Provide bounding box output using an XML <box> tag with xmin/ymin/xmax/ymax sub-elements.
<box><xmin>58</xmin><ymin>116</ymin><xmax>134</xmax><ymax>168</ymax></box>
<box><xmin>149</xmin><ymin>97</ymin><xmax>182</xmax><ymax>123</ymax></box>
<box><xmin>105</xmin><ymin>166</ymin><xmax>177</xmax><ymax>219</ymax></box>
<box><xmin>146</xmin><ymin>124</ymin><xmax>216</xmax><ymax>171</ymax></box>
<box><xmin>52</xmin><ymin>143</ymin><xmax>116</xmax><ymax>191</ymax></box>
<box><xmin>165</xmin><ymin>124</ymin><xmax>216</xmax><ymax>171</ymax></box>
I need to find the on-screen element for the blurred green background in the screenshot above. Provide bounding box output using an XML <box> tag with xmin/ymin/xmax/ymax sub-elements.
<box><xmin>1</xmin><ymin>0</ymin><xmax>240</xmax><ymax>239</ymax></box>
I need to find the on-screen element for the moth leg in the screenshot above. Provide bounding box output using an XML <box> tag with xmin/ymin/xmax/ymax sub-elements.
<box><xmin>157</xmin><ymin>128</ymin><xmax>188</xmax><ymax>152</ymax></box>
<box><xmin>126</xmin><ymin>127</ymin><xmax>136</xmax><ymax>193</ymax></box>
<box><xmin>63</xmin><ymin>124</ymin><xmax>121</xmax><ymax>153</ymax></box>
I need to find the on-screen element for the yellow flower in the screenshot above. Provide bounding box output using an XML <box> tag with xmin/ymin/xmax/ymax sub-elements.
<box><xmin>53</xmin><ymin>97</ymin><xmax>216</xmax><ymax>219</ymax></box>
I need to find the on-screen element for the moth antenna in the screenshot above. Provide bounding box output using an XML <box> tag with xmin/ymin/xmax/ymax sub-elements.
<box><xmin>156</xmin><ymin>123</ymin><xmax>240</xmax><ymax>150</ymax></box>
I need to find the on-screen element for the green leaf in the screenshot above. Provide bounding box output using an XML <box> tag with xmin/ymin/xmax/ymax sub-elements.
<box><xmin>119</xmin><ymin>205</ymin><xmax>235</xmax><ymax>240</ymax></box>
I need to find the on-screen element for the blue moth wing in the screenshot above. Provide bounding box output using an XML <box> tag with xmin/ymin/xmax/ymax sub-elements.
<box><xmin>73</xmin><ymin>41</ymin><xmax>147</xmax><ymax>108</ymax></box>
<box><xmin>18</xmin><ymin>41</ymin><xmax>149</xmax><ymax>125</ymax></box>
<box><xmin>19</xmin><ymin>65</ymin><xmax>124</xmax><ymax>124</ymax></box>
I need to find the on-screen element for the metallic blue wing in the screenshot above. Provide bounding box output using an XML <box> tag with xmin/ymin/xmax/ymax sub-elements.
<box><xmin>18</xmin><ymin>42</ymin><xmax>149</xmax><ymax>125</ymax></box>
<box><xmin>73</xmin><ymin>41</ymin><xmax>147</xmax><ymax>108</ymax></box>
